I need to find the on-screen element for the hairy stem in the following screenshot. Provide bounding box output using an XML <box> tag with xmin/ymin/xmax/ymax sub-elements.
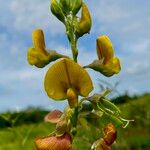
<box><xmin>65</xmin><ymin>15</ymin><xmax>78</xmax><ymax>62</ymax></box>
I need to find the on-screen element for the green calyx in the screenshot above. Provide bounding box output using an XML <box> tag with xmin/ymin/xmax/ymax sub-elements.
<box><xmin>60</xmin><ymin>0</ymin><xmax>82</xmax><ymax>15</ymax></box>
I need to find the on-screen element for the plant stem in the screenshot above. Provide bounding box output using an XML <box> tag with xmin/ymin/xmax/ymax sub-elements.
<box><xmin>65</xmin><ymin>15</ymin><xmax>78</xmax><ymax>62</ymax></box>
<box><xmin>71</xmin><ymin>106</ymin><xmax>79</xmax><ymax>136</ymax></box>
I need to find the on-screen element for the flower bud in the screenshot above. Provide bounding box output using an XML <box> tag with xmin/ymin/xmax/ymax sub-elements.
<box><xmin>76</xmin><ymin>3</ymin><xmax>92</xmax><ymax>37</ymax></box>
<box><xmin>71</xmin><ymin>0</ymin><xmax>82</xmax><ymax>15</ymax></box>
<box><xmin>60</xmin><ymin>0</ymin><xmax>71</xmax><ymax>15</ymax></box>
<box><xmin>51</xmin><ymin>0</ymin><xmax>65</xmax><ymax>22</ymax></box>
<box><xmin>67</xmin><ymin>88</ymin><xmax>78</xmax><ymax>108</ymax></box>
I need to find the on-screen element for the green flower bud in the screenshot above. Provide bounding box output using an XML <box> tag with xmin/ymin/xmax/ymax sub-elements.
<box><xmin>50</xmin><ymin>0</ymin><xmax>65</xmax><ymax>22</ymax></box>
<box><xmin>76</xmin><ymin>3</ymin><xmax>92</xmax><ymax>37</ymax></box>
<box><xmin>60</xmin><ymin>0</ymin><xmax>71</xmax><ymax>15</ymax></box>
<box><xmin>71</xmin><ymin>0</ymin><xmax>82</xmax><ymax>15</ymax></box>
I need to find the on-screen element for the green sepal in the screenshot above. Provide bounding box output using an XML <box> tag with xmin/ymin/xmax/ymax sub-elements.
<box><xmin>101</xmin><ymin>98</ymin><xmax>121</xmax><ymax>115</ymax></box>
<box><xmin>101</xmin><ymin>113</ymin><xmax>124</xmax><ymax>128</ymax></box>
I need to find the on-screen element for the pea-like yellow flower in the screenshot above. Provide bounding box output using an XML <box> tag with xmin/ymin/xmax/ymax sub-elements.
<box><xmin>27</xmin><ymin>29</ymin><xmax>67</xmax><ymax>68</ymax></box>
<box><xmin>86</xmin><ymin>35</ymin><xmax>121</xmax><ymax>77</ymax></box>
<box><xmin>44</xmin><ymin>58</ymin><xmax>93</xmax><ymax>108</ymax></box>
<box><xmin>76</xmin><ymin>2</ymin><xmax>92</xmax><ymax>37</ymax></box>
<box><xmin>35</xmin><ymin>133</ymin><xmax>72</xmax><ymax>150</ymax></box>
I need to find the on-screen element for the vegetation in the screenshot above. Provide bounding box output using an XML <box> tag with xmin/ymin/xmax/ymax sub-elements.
<box><xmin>0</xmin><ymin>94</ymin><xmax>149</xmax><ymax>150</ymax></box>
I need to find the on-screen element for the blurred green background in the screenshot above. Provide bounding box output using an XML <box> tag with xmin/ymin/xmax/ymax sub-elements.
<box><xmin>0</xmin><ymin>93</ymin><xmax>149</xmax><ymax>150</ymax></box>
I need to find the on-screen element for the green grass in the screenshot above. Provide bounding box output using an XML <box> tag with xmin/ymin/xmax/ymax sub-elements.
<box><xmin>0</xmin><ymin>123</ymin><xmax>55</xmax><ymax>150</ymax></box>
<box><xmin>0</xmin><ymin>94</ymin><xmax>150</xmax><ymax>150</ymax></box>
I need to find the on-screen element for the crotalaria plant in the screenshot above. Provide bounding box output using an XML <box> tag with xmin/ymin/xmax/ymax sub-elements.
<box><xmin>27</xmin><ymin>0</ymin><xmax>132</xmax><ymax>149</ymax></box>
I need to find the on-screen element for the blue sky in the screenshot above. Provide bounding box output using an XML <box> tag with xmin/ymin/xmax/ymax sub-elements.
<box><xmin>0</xmin><ymin>0</ymin><xmax>150</xmax><ymax>112</ymax></box>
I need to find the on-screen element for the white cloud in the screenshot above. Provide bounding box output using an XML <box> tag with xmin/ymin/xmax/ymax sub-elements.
<box><xmin>2</xmin><ymin>0</ymin><xmax>64</xmax><ymax>36</ymax></box>
<box><xmin>0</xmin><ymin>0</ymin><xmax>150</xmax><ymax>112</ymax></box>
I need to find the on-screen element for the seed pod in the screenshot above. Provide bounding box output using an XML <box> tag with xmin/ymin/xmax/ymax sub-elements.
<box><xmin>51</xmin><ymin>0</ymin><xmax>65</xmax><ymax>23</ymax></box>
<box><xmin>76</xmin><ymin>3</ymin><xmax>92</xmax><ymax>37</ymax></box>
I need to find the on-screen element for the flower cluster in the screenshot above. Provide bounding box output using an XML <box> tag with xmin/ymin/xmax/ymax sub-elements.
<box><xmin>27</xmin><ymin>0</ymin><xmax>131</xmax><ymax>149</ymax></box>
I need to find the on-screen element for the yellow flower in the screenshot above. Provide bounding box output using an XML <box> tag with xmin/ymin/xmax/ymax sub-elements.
<box><xmin>76</xmin><ymin>2</ymin><xmax>92</xmax><ymax>37</ymax></box>
<box><xmin>27</xmin><ymin>29</ymin><xmax>66</xmax><ymax>68</ymax></box>
<box><xmin>86</xmin><ymin>35</ymin><xmax>121</xmax><ymax>77</ymax></box>
<box><xmin>44</xmin><ymin>58</ymin><xmax>93</xmax><ymax>108</ymax></box>
<box><xmin>35</xmin><ymin>133</ymin><xmax>72</xmax><ymax>150</ymax></box>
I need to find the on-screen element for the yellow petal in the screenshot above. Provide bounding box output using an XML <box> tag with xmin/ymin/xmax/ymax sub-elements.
<box><xmin>87</xmin><ymin>57</ymin><xmax>121</xmax><ymax>77</ymax></box>
<box><xmin>32</xmin><ymin>29</ymin><xmax>47</xmax><ymax>54</ymax></box>
<box><xmin>44</xmin><ymin>58</ymin><xmax>93</xmax><ymax>100</ymax></box>
<box><xmin>27</xmin><ymin>48</ymin><xmax>50</xmax><ymax>68</ymax></box>
<box><xmin>77</xmin><ymin>3</ymin><xmax>92</xmax><ymax>37</ymax></box>
<box><xmin>96</xmin><ymin>35</ymin><xmax>114</xmax><ymax>64</ymax></box>
<box><xmin>99</xmin><ymin>57</ymin><xmax>121</xmax><ymax>77</ymax></box>
<box><xmin>104</xmin><ymin>57</ymin><xmax>121</xmax><ymax>75</ymax></box>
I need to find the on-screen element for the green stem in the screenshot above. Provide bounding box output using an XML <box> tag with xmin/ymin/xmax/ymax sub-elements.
<box><xmin>65</xmin><ymin>16</ymin><xmax>78</xmax><ymax>62</ymax></box>
<box><xmin>71</xmin><ymin>106</ymin><xmax>79</xmax><ymax>136</ymax></box>
<box><xmin>71</xmin><ymin>38</ymin><xmax>78</xmax><ymax>62</ymax></box>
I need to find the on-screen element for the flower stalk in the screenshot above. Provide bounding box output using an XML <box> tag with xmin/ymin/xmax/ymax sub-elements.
<box><xmin>26</xmin><ymin>0</ymin><xmax>132</xmax><ymax>149</ymax></box>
